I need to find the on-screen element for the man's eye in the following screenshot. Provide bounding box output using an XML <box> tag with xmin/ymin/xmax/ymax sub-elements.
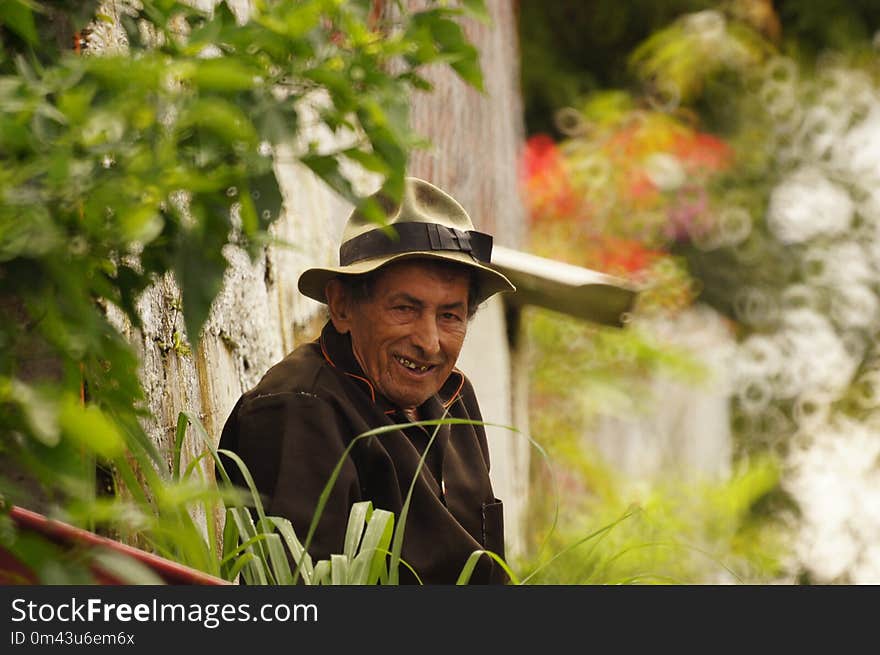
<box><xmin>442</xmin><ymin>312</ymin><xmax>462</xmax><ymax>322</ymax></box>
<box><xmin>393</xmin><ymin>305</ymin><xmax>415</xmax><ymax>313</ymax></box>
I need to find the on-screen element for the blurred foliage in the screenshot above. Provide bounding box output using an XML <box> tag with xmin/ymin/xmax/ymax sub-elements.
<box><xmin>518</xmin><ymin>0</ymin><xmax>716</xmax><ymax>137</ymax></box>
<box><xmin>527</xmin><ymin>308</ymin><xmax>706</xmax><ymax>429</ymax></box>
<box><xmin>519</xmin><ymin>0</ymin><xmax>880</xmax><ymax>137</ymax></box>
<box><xmin>521</xmin><ymin>307</ymin><xmax>792</xmax><ymax>584</ymax></box>
<box><xmin>518</xmin><ymin>0</ymin><xmax>880</xmax><ymax>582</ymax></box>
<box><xmin>773</xmin><ymin>0</ymin><xmax>880</xmax><ymax>61</ymax></box>
<box><xmin>519</xmin><ymin>451</ymin><xmax>790</xmax><ymax>584</ymax></box>
<box><xmin>0</xmin><ymin>0</ymin><xmax>487</xmax><ymax>578</ymax></box>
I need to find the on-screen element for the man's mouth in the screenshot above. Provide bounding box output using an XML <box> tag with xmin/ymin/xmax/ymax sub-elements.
<box><xmin>395</xmin><ymin>355</ymin><xmax>436</xmax><ymax>374</ymax></box>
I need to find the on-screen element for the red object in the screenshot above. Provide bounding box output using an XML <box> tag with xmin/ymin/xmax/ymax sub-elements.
<box><xmin>672</xmin><ymin>131</ymin><xmax>733</xmax><ymax>173</ymax></box>
<box><xmin>521</xmin><ymin>134</ymin><xmax>581</xmax><ymax>221</ymax></box>
<box><xmin>597</xmin><ymin>236</ymin><xmax>662</xmax><ymax>275</ymax></box>
<box><xmin>0</xmin><ymin>505</ymin><xmax>229</xmax><ymax>585</ymax></box>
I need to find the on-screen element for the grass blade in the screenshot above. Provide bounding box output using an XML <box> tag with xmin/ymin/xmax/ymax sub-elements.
<box><xmin>313</xmin><ymin>560</ymin><xmax>331</xmax><ymax>585</ymax></box>
<box><xmin>358</xmin><ymin>509</ymin><xmax>394</xmax><ymax>584</ymax></box>
<box><xmin>520</xmin><ymin>507</ymin><xmax>640</xmax><ymax>585</ymax></box>
<box><xmin>330</xmin><ymin>553</ymin><xmax>348</xmax><ymax>585</ymax></box>
<box><xmin>455</xmin><ymin>549</ymin><xmax>521</xmax><ymax>585</ymax></box>
<box><xmin>269</xmin><ymin>516</ymin><xmax>314</xmax><ymax>584</ymax></box>
<box><xmin>263</xmin><ymin>532</ymin><xmax>294</xmax><ymax>585</ymax></box>
<box><xmin>172</xmin><ymin>412</ymin><xmax>188</xmax><ymax>481</ymax></box>
<box><xmin>343</xmin><ymin>501</ymin><xmax>371</xmax><ymax>559</ymax></box>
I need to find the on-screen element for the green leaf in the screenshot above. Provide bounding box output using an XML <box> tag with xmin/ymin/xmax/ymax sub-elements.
<box><xmin>221</xmin><ymin>508</ymin><xmax>243</xmax><ymax>580</ymax></box>
<box><xmin>355</xmin><ymin>508</ymin><xmax>394</xmax><ymax>584</ymax></box>
<box><xmin>313</xmin><ymin>560</ymin><xmax>331</xmax><ymax>585</ymax></box>
<box><xmin>330</xmin><ymin>553</ymin><xmax>348</xmax><ymax>585</ymax></box>
<box><xmin>461</xmin><ymin>0</ymin><xmax>491</xmax><ymax>24</ymax></box>
<box><xmin>399</xmin><ymin>71</ymin><xmax>434</xmax><ymax>91</ymax></box>
<box><xmin>248</xmin><ymin>170</ymin><xmax>284</xmax><ymax>231</ymax></box>
<box><xmin>237</xmin><ymin>184</ymin><xmax>259</xmax><ymax>239</ymax></box>
<box><xmin>270</xmin><ymin>517</ymin><xmax>314</xmax><ymax>584</ymax></box>
<box><xmin>264</xmin><ymin>532</ymin><xmax>294</xmax><ymax>585</ymax></box>
<box><xmin>0</xmin><ymin>0</ymin><xmax>39</xmax><ymax>46</ymax></box>
<box><xmin>58</xmin><ymin>395</ymin><xmax>126</xmax><ymax>459</ymax></box>
<box><xmin>412</xmin><ymin>14</ymin><xmax>484</xmax><ymax>91</ymax></box>
<box><xmin>0</xmin><ymin>206</ymin><xmax>63</xmax><ymax>262</ymax></box>
<box><xmin>450</xmin><ymin>51</ymin><xmax>484</xmax><ymax>92</ymax></box>
<box><xmin>432</xmin><ymin>18</ymin><xmax>483</xmax><ymax>90</ymax></box>
<box><xmin>174</xmin><ymin>234</ymin><xmax>228</xmax><ymax>349</ymax></box>
<box><xmin>182</xmin><ymin>98</ymin><xmax>259</xmax><ymax>145</ymax></box>
<box><xmin>172</xmin><ymin>413</ymin><xmax>188</xmax><ymax>481</ymax></box>
<box><xmin>342</xmin><ymin>148</ymin><xmax>391</xmax><ymax>176</ymax></box>
<box><xmin>120</xmin><ymin>205</ymin><xmax>165</xmax><ymax>245</ymax></box>
<box><xmin>254</xmin><ymin>104</ymin><xmax>294</xmax><ymax>146</ymax></box>
<box><xmin>455</xmin><ymin>549</ymin><xmax>519</xmax><ymax>585</ymax></box>
<box><xmin>303</xmin><ymin>67</ymin><xmax>356</xmax><ymax>108</ymax></box>
<box><xmin>343</xmin><ymin>500</ymin><xmax>371</xmax><ymax>559</ymax></box>
<box><xmin>300</xmin><ymin>154</ymin><xmax>359</xmax><ymax>206</ymax></box>
<box><xmin>192</xmin><ymin>58</ymin><xmax>262</xmax><ymax>92</ymax></box>
<box><xmin>5</xmin><ymin>379</ymin><xmax>60</xmax><ymax>447</ymax></box>
<box><xmin>278</xmin><ymin>0</ymin><xmax>324</xmax><ymax>40</ymax></box>
<box><xmin>227</xmin><ymin>508</ymin><xmax>269</xmax><ymax>585</ymax></box>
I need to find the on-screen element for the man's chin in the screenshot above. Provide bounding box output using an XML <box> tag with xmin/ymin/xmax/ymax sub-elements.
<box><xmin>385</xmin><ymin>387</ymin><xmax>434</xmax><ymax>413</ymax></box>
<box><xmin>391</xmin><ymin>396</ymin><xmax>430</xmax><ymax>413</ymax></box>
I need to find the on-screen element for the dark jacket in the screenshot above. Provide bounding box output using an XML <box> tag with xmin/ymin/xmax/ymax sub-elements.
<box><xmin>218</xmin><ymin>321</ymin><xmax>506</xmax><ymax>584</ymax></box>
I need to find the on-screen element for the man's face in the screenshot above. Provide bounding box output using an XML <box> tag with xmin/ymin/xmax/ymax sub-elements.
<box><xmin>329</xmin><ymin>260</ymin><xmax>470</xmax><ymax>411</ymax></box>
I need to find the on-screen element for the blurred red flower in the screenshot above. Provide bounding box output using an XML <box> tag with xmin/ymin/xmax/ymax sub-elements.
<box><xmin>521</xmin><ymin>134</ymin><xmax>582</xmax><ymax>221</ymax></box>
<box><xmin>598</xmin><ymin>236</ymin><xmax>663</xmax><ymax>274</ymax></box>
<box><xmin>672</xmin><ymin>132</ymin><xmax>733</xmax><ymax>173</ymax></box>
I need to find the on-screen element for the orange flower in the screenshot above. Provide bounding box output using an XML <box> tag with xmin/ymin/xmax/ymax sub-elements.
<box><xmin>521</xmin><ymin>135</ymin><xmax>581</xmax><ymax>222</ymax></box>
<box><xmin>672</xmin><ymin>132</ymin><xmax>733</xmax><ymax>173</ymax></box>
<box><xmin>597</xmin><ymin>236</ymin><xmax>663</xmax><ymax>275</ymax></box>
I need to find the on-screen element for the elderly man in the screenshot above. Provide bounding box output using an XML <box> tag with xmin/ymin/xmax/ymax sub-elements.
<box><xmin>218</xmin><ymin>177</ymin><xmax>515</xmax><ymax>584</ymax></box>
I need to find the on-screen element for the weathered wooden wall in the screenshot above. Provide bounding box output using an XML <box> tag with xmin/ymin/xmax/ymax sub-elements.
<box><xmin>407</xmin><ymin>0</ymin><xmax>527</xmax><ymax>249</ymax></box>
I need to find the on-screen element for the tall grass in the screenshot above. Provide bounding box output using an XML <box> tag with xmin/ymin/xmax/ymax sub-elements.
<box><xmin>6</xmin><ymin>405</ymin><xmax>654</xmax><ymax>585</ymax></box>
<box><xmin>517</xmin><ymin>453</ymin><xmax>791</xmax><ymax>585</ymax></box>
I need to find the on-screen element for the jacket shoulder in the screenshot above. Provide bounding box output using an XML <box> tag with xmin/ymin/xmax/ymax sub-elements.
<box><xmin>242</xmin><ymin>341</ymin><xmax>337</xmax><ymax>403</ymax></box>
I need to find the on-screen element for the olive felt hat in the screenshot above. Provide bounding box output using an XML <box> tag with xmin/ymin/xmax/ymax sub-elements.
<box><xmin>297</xmin><ymin>177</ymin><xmax>516</xmax><ymax>306</ymax></box>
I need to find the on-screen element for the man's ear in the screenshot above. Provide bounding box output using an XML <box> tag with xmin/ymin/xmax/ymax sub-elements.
<box><xmin>325</xmin><ymin>278</ymin><xmax>352</xmax><ymax>334</ymax></box>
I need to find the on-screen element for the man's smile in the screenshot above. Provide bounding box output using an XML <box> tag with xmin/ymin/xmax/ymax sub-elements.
<box><xmin>394</xmin><ymin>354</ymin><xmax>438</xmax><ymax>375</ymax></box>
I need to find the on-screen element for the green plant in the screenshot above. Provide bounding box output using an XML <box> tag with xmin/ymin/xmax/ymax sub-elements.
<box><xmin>519</xmin><ymin>452</ymin><xmax>790</xmax><ymax>585</ymax></box>
<box><xmin>0</xmin><ymin>0</ymin><xmax>489</xmax><ymax>581</ymax></box>
<box><xmin>2</xmin><ymin>408</ymin><xmax>521</xmax><ymax>585</ymax></box>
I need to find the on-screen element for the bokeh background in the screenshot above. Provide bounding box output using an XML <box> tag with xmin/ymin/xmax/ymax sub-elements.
<box><xmin>515</xmin><ymin>0</ymin><xmax>880</xmax><ymax>584</ymax></box>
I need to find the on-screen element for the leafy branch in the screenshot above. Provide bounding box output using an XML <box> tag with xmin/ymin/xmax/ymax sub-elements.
<box><xmin>0</xmin><ymin>0</ymin><xmax>488</xmax><ymax>553</ymax></box>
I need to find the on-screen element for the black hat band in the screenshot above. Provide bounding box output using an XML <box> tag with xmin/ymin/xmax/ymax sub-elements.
<box><xmin>339</xmin><ymin>221</ymin><xmax>494</xmax><ymax>266</ymax></box>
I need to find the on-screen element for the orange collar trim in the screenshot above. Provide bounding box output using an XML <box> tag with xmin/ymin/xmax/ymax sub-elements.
<box><xmin>441</xmin><ymin>369</ymin><xmax>465</xmax><ymax>409</ymax></box>
<box><xmin>344</xmin><ymin>372</ymin><xmax>376</xmax><ymax>404</ymax></box>
<box><xmin>320</xmin><ymin>332</ymin><xmax>377</xmax><ymax>403</ymax></box>
<box><xmin>319</xmin><ymin>336</ymin><xmax>336</xmax><ymax>369</ymax></box>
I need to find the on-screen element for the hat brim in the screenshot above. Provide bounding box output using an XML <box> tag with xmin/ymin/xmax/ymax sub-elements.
<box><xmin>298</xmin><ymin>251</ymin><xmax>516</xmax><ymax>307</ymax></box>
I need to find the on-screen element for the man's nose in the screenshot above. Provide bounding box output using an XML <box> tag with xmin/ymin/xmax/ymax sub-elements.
<box><xmin>411</xmin><ymin>313</ymin><xmax>441</xmax><ymax>359</ymax></box>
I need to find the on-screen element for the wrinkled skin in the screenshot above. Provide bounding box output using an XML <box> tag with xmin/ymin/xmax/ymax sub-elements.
<box><xmin>326</xmin><ymin>260</ymin><xmax>470</xmax><ymax>413</ymax></box>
